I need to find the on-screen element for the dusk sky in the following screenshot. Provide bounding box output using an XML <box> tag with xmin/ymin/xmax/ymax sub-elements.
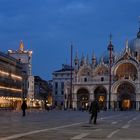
<box><xmin>0</xmin><ymin>0</ymin><xmax>140</xmax><ymax>80</ymax></box>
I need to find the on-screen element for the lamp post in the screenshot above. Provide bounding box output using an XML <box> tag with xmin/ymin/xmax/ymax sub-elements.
<box><xmin>108</xmin><ymin>34</ymin><xmax>114</xmax><ymax>109</ymax></box>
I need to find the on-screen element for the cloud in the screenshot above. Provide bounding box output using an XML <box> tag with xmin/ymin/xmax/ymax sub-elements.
<box><xmin>66</xmin><ymin>3</ymin><xmax>89</xmax><ymax>10</ymax></box>
<box><xmin>60</xmin><ymin>1</ymin><xmax>92</xmax><ymax>15</ymax></box>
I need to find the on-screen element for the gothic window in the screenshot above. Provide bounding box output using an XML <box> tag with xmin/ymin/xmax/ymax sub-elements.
<box><xmin>84</xmin><ymin>77</ymin><xmax>87</xmax><ymax>82</ymax></box>
<box><xmin>61</xmin><ymin>90</ymin><xmax>64</xmax><ymax>95</ymax></box>
<box><xmin>135</xmin><ymin>51</ymin><xmax>138</xmax><ymax>57</ymax></box>
<box><xmin>61</xmin><ymin>82</ymin><xmax>64</xmax><ymax>89</ymax></box>
<box><xmin>61</xmin><ymin>102</ymin><xmax>63</xmax><ymax>106</ymax></box>
<box><xmin>55</xmin><ymin>82</ymin><xmax>58</xmax><ymax>89</ymax></box>
<box><xmin>101</xmin><ymin>77</ymin><xmax>104</xmax><ymax>81</ymax></box>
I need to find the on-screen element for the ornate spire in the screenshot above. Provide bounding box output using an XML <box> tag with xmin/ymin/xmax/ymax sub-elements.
<box><xmin>108</xmin><ymin>33</ymin><xmax>114</xmax><ymax>51</ymax></box>
<box><xmin>80</xmin><ymin>53</ymin><xmax>85</xmax><ymax>66</ymax></box>
<box><xmin>125</xmin><ymin>39</ymin><xmax>131</xmax><ymax>55</ymax></box>
<box><xmin>19</xmin><ymin>40</ymin><xmax>24</xmax><ymax>51</ymax></box>
<box><xmin>74</xmin><ymin>50</ymin><xmax>79</xmax><ymax>66</ymax></box>
<box><xmin>100</xmin><ymin>57</ymin><xmax>104</xmax><ymax>64</ymax></box>
<box><xmin>86</xmin><ymin>55</ymin><xmax>89</xmax><ymax>65</ymax></box>
<box><xmin>125</xmin><ymin>39</ymin><xmax>129</xmax><ymax>51</ymax></box>
<box><xmin>92</xmin><ymin>50</ymin><xmax>96</xmax><ymax>59</ymax></box>
<box><xmin>92</xmin><ymin>50</ymin><xmax>96</xmax><ymax>65</ymax></box>
<box><xmin>125</xmin><ymin>39</ymin><xmax>128</xmax><ymax>48</ymax></box>
<box><xmin>109</xmin><ymin>33</ymin><xmax>112</xmax><ymax>42</ymax></box>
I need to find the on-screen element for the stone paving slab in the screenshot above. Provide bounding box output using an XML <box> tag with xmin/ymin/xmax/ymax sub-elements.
<box><xmin>1</xmin><ymin>110</ymin><xmax>140</xmax><ymax>140</ymax></box>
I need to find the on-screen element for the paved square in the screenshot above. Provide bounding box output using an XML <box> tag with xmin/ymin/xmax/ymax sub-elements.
<box><xmin>0</xmin><ymin>110</ymin><xmax>140</xmax><ymax>140</ymax></box>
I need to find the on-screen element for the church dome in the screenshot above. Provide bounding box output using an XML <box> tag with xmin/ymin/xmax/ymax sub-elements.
<box><xmin>129</xmin><ymin>29</ymin><xmax>140</xmax><ymax>52</ymax></box>
<box><xmin>99</xmin><ymin>50</ymin><xmax>115</xmax><ymax>64</ymax></box>
<box><xmin>100</xmin><ymin>51</ymin><xmax>109</xmax><ymax>64</ymax></box>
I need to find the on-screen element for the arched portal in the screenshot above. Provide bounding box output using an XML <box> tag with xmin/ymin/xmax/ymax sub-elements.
<box><xmin>77</xmin><ymin>88</ymin><xmax>89</xmax><ymax>110</ymax></box>
<box><xmin>94</xmin><ymin>86</ymin><xmax>107</xmax><ymax>110</ymax></box>
<box><xmin>117</xmin><ymin>82</ymin><xmax>136</xmax><ymax>110</ymax></box>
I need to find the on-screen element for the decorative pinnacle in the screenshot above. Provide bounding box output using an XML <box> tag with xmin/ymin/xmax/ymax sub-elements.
<box><xmin>19</xmin><ymin>40</ymin><xmax>24</xmax><ymax>51</ymax></box>
<box><xmin>109</xmin><ymin>33</ymin><xmax>112</xmax><ymax>43</ymax></box>
<box><xmin>108</xmin><ymin>33</ymin><xmax>114</xmax><ymax>51</ymax></box>
<box><xmin>125</xmin><ymin>39</ymin><xmax>129</xmax><ymax>49</ymax></box>
<box><xmin>74</xmin><ymin>49</ymin><xmax>78</xmax><ymax>63</ymax></box>
<box><xmin>92</xmin><ymin>50</ymin><xmax>96</xmax><ymax>59</ymax></box>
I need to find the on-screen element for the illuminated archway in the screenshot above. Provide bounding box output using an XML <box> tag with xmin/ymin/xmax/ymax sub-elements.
<box><xmin>117</xmin><ymin>82</ymin><xmax>136</xmax><ymax>110</ymax></box>
<box><xmin>77</xmin><ymin>88</ymin><xmax>89</xmax><ymax>110</ymax></box>
<box><xmin>94</xmin><ymin>86</ymin><xmax>107</xmax><ymax>110</ymax></box>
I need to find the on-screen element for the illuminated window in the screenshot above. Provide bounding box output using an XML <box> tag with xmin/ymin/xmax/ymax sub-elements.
<box><xmin>99</xmin><ymin>96</ymin><xmax>105</xmax><ymax>102</ymax></box>
<box><xmin>122</xmin><ymin>99</ymin><xmax>130</xmax><ymax>108</ymax></box>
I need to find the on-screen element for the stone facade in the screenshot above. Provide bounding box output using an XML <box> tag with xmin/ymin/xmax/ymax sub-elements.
<box><xmin>8</xmin><ymin>41</ymin><xmax>34</xmax><ymax>106</ymax></box>
<box><xmin>65</xmin><ymin>28</ymin><xmax>140</xmax><ymax>111</ymax></box>
<box><xmin>52</xmin><ymin>64</ymin><xmax>73</xmax><ymax>108</ymax></box>
<box><xmin>0</xmin><ymin>51</ymin><xmax>23</xmax><ymax>110</ymax></box>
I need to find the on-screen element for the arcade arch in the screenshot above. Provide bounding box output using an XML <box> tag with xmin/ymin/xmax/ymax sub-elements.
<box><xmin>94</xmin><ymin>86</ymin><xmax>107</xmax><ymax>109</ymax></box>
<box><xmin>117</xmin><ymin>82</ymin><xmax>136</xmax><ymax>110</ymax></box>
<box><xmin>77</xmin><ymin>88</ymin><xmax>89</xmax><ymax>110</ymax></box>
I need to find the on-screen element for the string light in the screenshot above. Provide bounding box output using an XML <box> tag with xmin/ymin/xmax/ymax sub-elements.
<box><xmin>11</xmin><ymin>74</ymin><xmax>22</xmax><ymax>80</ymax></box>
<box><xmin>0</xmin><ymin>96</ymin><xmax>22</xmax><ymax>101</ymax></box>
<box><xmin>0</xmin><ymin>70</ymin><xmax>9</xmax><ymax>76</ymax></box>
<box><xmin>0</xmin><ymin>70</ymin><xmax>22</xmax><ymax>80</ymax></box>
<box><xmin>0</xmin><ymin>86</ymin><xmax>22</xmax><ymax>92</ymax></box>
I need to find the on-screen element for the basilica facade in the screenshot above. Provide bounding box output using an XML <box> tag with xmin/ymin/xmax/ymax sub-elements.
<box><xmin>64</xmin><ymin>28</ymin><xmax>140</xmax><ymax>111</ymax></box>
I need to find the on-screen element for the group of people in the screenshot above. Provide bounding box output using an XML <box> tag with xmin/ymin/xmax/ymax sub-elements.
<box><xmin>21</xmin><ymin>99</ymin><xmax>100</xmax><ymax>125</ymax></box>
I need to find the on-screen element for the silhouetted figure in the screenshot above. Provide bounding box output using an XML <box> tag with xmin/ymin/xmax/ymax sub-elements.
<box><xmin>89</xmin><ymin>99</ymin><xmax>100</xmax><ymax>124</ymax></box>
<box><xmin>81</xmin><ymin>104</ymin><xmax>84</xmax><ymax>112</ymax></box>
<box><xmin>21</xmin><ymin>100</ymin><xmax>27</xmax><ymax>116</ymax></box>
<box><xmin>104</xmin><ymin>106</ymin><xmax>107</xmax><ymax>111</ymax></box>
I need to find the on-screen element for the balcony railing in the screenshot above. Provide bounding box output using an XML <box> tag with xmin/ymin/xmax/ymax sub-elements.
<box><xmin>73</xmin><ymin>79</ymin><xmax>109</xmax><ymax>84</ymax></box>
<box><xmin>73</xmin><ymin>75</ymin><xmax>138</xmax><ymax>85</ymax></box>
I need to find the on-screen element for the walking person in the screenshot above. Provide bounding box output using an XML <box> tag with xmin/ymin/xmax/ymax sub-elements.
<box><xmin>21</xmin><ymin>100</ymin><xmax>27</xmax><ymax>117</ymax></box>
<box><xmin>89</xmin><ymin>99</ymin><xmax>100</xmax><ymax>124</ymax></box>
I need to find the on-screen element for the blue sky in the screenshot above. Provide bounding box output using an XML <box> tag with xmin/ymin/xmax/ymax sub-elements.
<box><xmin>0</xmin><ymin>0</ymin><xmax>140</xmax><ymax>80</ymax></box>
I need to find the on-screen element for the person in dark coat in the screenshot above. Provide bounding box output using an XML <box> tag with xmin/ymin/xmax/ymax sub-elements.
<box><xmin>21</xmin><ymin>100</ymin><xmax>27</xmax><ymax>116</ymax></box>
<box><xmin>89</xmin><ymin>99</ymin><xmax>100</xmax><ymax>124</ymax></box>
